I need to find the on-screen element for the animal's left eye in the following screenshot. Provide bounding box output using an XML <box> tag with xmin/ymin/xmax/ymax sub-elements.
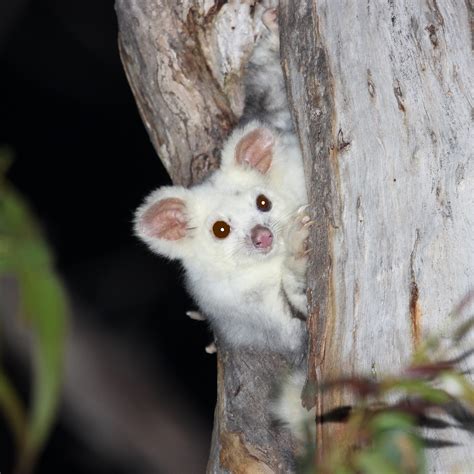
<box><xmin>256</xmin><ymin>194</ymin><xmax>272</xmax><ymax>212</ymax></box>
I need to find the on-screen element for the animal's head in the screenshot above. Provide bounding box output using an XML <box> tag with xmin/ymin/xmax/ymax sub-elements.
<box><xmin>135</xmin><ymin>124</ymin><xmax>300</xmax><ymax>272</ymax></box>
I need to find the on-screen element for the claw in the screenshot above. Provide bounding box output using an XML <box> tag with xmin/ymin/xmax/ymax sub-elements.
<box><xmin>186</xmin><ymin>310</ymin><xmax>205</xmax><ymax>321</ymax></box>
<box><xmin>205</xmin><ymin>342</ymin><xmax>217</xmax><ymax>354</ymax></box>
<box><xmin>304</xmin><ymin>220</ymin><xmax>316</xmax><ymax>228</ymax></box>
<box><xmin>297</xmin><ymin>204</ymin><xmax>310</xmax><ymax>214</ymax></box>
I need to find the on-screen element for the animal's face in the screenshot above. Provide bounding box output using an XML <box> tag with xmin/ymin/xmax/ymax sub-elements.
<box><xmin>189</xmin><ymin>171</ymin><xmax>296</xmax><ymax>270</ymax></box>
<box><xmin>135</xmin><ymin>124</ymin><xmax>299</xmax><ymax>271</ymax></box>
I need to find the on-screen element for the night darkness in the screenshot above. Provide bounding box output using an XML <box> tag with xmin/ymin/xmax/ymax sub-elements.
<box><xmin>0</xmin><ymin>1</ymin><xmax>216</xmax><ymax>472</ymax></box>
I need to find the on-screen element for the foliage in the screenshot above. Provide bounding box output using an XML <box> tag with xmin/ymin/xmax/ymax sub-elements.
<box><xmin>0</xmin><ymin>148</ymin><xmax>68</xmax><ymax>473</ymax></box>
<box><xmin>300</xmin><ymin>295</ymin><xmax>474</xmax><ymax>474</ymax></box>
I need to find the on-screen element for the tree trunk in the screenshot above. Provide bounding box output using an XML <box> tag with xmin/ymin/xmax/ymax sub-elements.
<box><xmin>280</xmin><ymin>0</ymin><xmax>473</xmax><ymax>471</ymax></box>
<box><xmin>116</xmin><ymin>0</ymin><xmax>474</xmax><ymax>472</ymax></box>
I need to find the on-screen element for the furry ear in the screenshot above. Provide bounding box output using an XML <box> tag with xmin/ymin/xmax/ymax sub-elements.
<box><xmin>136</xmin><ymin>197</ymin><xmax>188</xmax><ymax>241</ymax></box>
<box><xmin>234</xmin><ymin>127</ymin><xmax>275</xmax><ymax>173</ymax></box>
<box><xmin>138</xmin><ymin>197</ymin><xmax>188</xmax><ymax>240</ymax></box>
<box><xmin>134</xmin><ymin>187</ymin><xmax>197</xmax><ymax>261</ymax></box>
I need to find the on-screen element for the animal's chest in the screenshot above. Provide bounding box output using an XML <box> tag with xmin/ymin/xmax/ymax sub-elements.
<box><xmin>186</xmin><ymin>263</ymin><xmax>285</xmax><ymax>323</ymax></box>
<box><xmin>185</xmin><ymin>262</ymin><xmax>303</xmax><ymax>351</ymax></box>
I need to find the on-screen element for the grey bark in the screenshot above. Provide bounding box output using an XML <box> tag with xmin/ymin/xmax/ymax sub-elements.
<box><xmin>281</xmin><ymin>1</ymin><xmax>474</xmax><ymax>471</ymax></box>
<box><xmin>116</xmin><ymin>0</ymin><xmax>474</xmax><ymax>472</ymax></box>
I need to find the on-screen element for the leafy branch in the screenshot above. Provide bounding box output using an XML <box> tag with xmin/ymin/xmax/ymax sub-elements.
<box><xmin>300</xmin><ymin>295</ymin><xmax>474</xmax><ymax>474</ymax></box>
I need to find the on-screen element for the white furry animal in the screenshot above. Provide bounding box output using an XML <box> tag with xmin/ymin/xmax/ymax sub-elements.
<box><xmin>135</xmin><ymin>7</ymin><xmax>308</xmax><ymax>355</ymax></box>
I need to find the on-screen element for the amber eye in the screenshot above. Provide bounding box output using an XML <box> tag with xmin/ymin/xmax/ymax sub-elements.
<box><xmin>212</xmin><ymin>220</ymin><xmax>231</xmax><ymax>239</ymax></box>
<box><xmin>256</xmin><ymin>194</ymin><xmax>272</xmax><ymax>212</ymax></box>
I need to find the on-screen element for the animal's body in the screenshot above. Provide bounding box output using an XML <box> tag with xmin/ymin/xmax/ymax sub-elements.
<box><xmin>135</xmin><ymin>6</ymin><xmax>308</xmax><ymax>356</ymax></box>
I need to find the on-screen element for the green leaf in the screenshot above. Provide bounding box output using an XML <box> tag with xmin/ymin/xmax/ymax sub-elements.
<box><xmin>0</xmin><ymin>154</ymin><xmax>68</xmax><ymax>473</ymax></box>
<box><xmin>385</xmin><ymin>379</ymin><xmax>451</xmax><ymax>404</ymax></box>
<box><xmin>377</xmin><ymin>431</ymin><xmax>424</xmax><ymax>473</ymax></box>
<box><xmin>0</xmin><ymin>370</ymin><xmax>27</xmax><ymax>450</ymax></box>
<box><xmin>369</xmin><ymin>412</ymin><xmax>415</xmax><ymax>432</ymax></box>
<box><xmin>355</xmin><ymin>451</ymin><xmax>402</xmax><ymax>474</ymax></box>
<box><xmin>16</xmin><ymin>270</ymin><xmax>67</xmax><ymax>471</ymax></box>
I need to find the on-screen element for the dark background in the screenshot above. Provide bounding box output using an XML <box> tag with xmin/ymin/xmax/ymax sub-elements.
<box><xmin>0</xmin><ymin>0</ymin><xmax>215</xmax><ymax>472</ymax></box>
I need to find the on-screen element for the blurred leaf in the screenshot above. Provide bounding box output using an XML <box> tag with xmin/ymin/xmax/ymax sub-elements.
<box><xmin>453</xmin><ymin>316</ymin><xmax>474</xmax><ymax>344</ymax></box>
<box><xmin>17</xmin><ymin>270</ymin><xmax>67</xmax><ymax>472</ymax></box>
<box><xmin>385</xmin><ymin>380</ymin><xmax>451</xmax><ymax>404</ymax></box>
<box><xmin>440</xmin><ymin>372</ymin><xmax>474</xmax><ymax>408</ymax></box>
<box><xmin>373</xmin><ymin>428</ymin><xmax>424</xmax><ymax>473</ymax></box>
<box><xmin>355</xmin><ymin>451</ymin><xmax>401</xmax><ymax>474</ymax></box>
<box><xmin>405</xmin><ymin>361</ymin><xmax>454</xmax><ymax>379</ymax></box>
<box><xmin>369</xmin><ymin>412</ymin><xmax>414</xmax><ymax>432</ymax></box>
<box><xmin>0</xmin><ymin>370</ymin><xmax>27</xmax><ymax>450</ymax></box>
<box><xmin>411</xmin><ymin>336</ymin><xmax>442</xmax><ymax>364</ymax></box>
<box><xmin>0</xmin><ymin>149</ymin><xmax>67</xmax><ymax>473</ymax></box>
<box><xmin>303</xmin><ymin>294</ymin><xmax>474</xmax><ymax>473</ymax></box>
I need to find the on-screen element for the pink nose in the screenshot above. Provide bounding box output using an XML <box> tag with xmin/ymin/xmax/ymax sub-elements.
<box><xmin>251</xmin><ymin>225</ymin><xmax>273</xmax><ymax>250</ymax></box>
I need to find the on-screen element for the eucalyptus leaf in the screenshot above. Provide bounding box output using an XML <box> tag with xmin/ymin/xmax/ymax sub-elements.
<box><xmin>369</xmin><ymin>412</ymin><xmax>415</xmax><ymax>432</ymax></box>
<box><xmin>355</xmin><ymin>451</ymin><xmax>402</xmax><ymax>474</ymax></box>
<box><xmin>0</xmin><ymin>370</ymin><xmax>27</xmax><ymax>450</ymax></box>
<box><xmin>0</xmin><ymin>153</ymin><xmax>68</xmax><ymax>473</ymax></box>
<box><xmin>386</xmin><ymin>380</ymin><xmax>451</xmax><ymax>404</ymax></box>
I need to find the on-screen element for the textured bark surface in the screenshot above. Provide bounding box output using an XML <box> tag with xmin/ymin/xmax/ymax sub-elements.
<box><xmin>207</xmin><ymin>348</ymin><xmax>298</xmax><ymax>473</ymax></box>
<box><xmin>116</xmin><ymin>0</ymin><xmax>257</xmax><ymax>186</ymax></box>
<box><xmin>282</xmin><ymin>0</ymin><xmax>474</xmax><ymax>471</ymax></box>
<box><xmin>117</xmin><ymin>0</ymin><xmax>474</xmax><ymax>472</ymax></box>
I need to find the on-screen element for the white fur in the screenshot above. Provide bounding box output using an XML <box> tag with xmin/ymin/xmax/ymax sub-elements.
<box><xmin>135</xmin><ymin>121</ymin><xmax>308</xmax><ymax>353</ymax></box>
<box><xmin>271</xmin><ymin>371</ymin><xmax>316</xmax><ymax>444</ymax></box>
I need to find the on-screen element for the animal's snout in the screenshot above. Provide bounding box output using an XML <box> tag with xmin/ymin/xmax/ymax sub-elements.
<box><xmin>251</xmin><ymin>225</ymin><xmax>273</xmax><ymax>252</ymax></box>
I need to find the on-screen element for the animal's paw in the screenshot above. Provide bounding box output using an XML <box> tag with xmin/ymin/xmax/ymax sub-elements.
<box><xmin>205</xmin><ymin>342</ymin><xmax>217</xmax><ymax>354</ymax></box>
<box><xmin>186</xmin><ymin>310</ymin><xmax>217</xmax><ymax>354</ymax></box>
<box><xmin>286</xmin><ymin>205</ymin><xmax>312</xmax><ymax>261</ymax></box>
<box><xmin>186</xmin><ymin>310</ymin><xmax>205</xmax><ymax>321</ymax></box>
<box><xmin>262</xmin><ymin>8</ymin><xmax>278</xmax><ymax>34</ymax></box>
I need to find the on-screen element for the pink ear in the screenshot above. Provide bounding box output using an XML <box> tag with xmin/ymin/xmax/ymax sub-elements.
<box><xmin>140</xmin><ymin>197</ymin><xmax>188</xmax><ymax>241</ymax></box>
<box><xmin>235</xmin><ymin>127</ymin><xmax>275</xmax><ymax>173</ymax></box>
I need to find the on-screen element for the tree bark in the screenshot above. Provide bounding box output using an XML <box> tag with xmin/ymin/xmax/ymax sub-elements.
<box><xmin>116</xmin><ymin>0</ymin><xmax>252</xmax><ymax>186</ymax></box>
<box><xmin>116</xmin><ymin>0</ymin><xmax>474</xmax><ymax>472</ymax></box>
<box><xmin>281</xmin><ymin>0</ymin><xmax>473</xmax><ymax>471</ymax></box>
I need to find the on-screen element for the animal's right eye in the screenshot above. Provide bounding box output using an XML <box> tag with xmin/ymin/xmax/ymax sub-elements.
<box><xmin>212</xmin><ymin>220</ymin><xmax>231</xmax><ymax>239</ymax></box>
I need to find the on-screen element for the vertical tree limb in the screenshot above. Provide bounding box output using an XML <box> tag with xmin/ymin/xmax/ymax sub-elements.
<box><xmin>282</xmin><ymin>1</ymin><xmax>474</xmax><ymax>471</ymax></box>
<box><xmin>279</xmin><ymin>2</ymin><xmax>336</xmax><ymax>463</ymax></box>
